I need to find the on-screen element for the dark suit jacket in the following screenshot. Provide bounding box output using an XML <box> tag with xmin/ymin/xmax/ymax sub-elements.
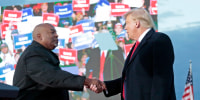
<box><xmin>104</xmin><ymin>28</ymin><xmax>176</xmax><ymax>100</ymax></box>
<box><xmin>13</xmin><ymin>41</ymin><xmax>86</xmax><ymax>100</ymax></box>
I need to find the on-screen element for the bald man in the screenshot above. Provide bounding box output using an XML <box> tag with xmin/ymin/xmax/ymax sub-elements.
<box><xmin>13</xmin><ymin>23</ymin><xmax>105</xmax><ymax>100</ymax></box>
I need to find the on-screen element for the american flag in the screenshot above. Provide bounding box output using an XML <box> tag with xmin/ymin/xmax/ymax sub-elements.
<box><xmin>182</xmin><ymin>61</ymin><xmax>194</xmax><ymax>100</ymax></box>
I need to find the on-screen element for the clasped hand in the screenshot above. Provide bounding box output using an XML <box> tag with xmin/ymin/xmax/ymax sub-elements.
<box><xmin>84</xmin><ymin>78</ymin><xmax>106</xmax><ymax>93</ymax></box>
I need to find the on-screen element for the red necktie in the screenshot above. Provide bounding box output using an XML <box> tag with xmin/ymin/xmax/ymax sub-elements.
<box><xmin>123</xmin><ymin>41</ymin><xmax>140</xmax><ymax>99</ymax></box>
<box><xmin>130</xmin><ymin>41</ymin><xmax>140</xmax><ymax>59</ymax></box>
<box><xmin>99</xmin><ymin>51</ymin><xmax>105</xmax><ymax>81</ymax></box>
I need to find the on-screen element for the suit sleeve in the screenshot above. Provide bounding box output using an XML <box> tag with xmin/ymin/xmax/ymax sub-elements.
<box><xmin>25</xmin><ymin>52</ymin><xmax>86</xmax><ymax>91</ymax></box>
<box><xmin>103</xmin><ymin>78</ymin><xmax>122</xmax><ymax>97</ymax></box>
<box><xmin>151</xmin><ymin>33</ymin><xmax>175</xmax><ymax>99</ymax></box>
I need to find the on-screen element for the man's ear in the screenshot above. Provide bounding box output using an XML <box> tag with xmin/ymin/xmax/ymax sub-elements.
<box><xmin>37</xmin><ymin>33</ymin><xmax>42</xmax><ymax>40</ymax></box>
<box><xmin>135</xmin><ymin>20</ymin><xmax>140</xmax><ymax>28</ymax></box>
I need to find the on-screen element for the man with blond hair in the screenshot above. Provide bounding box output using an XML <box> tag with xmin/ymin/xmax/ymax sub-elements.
<box><xmin>91</xmin><ymin>8</ymin><xmax>176</xmax><ymax>100</ymax></box>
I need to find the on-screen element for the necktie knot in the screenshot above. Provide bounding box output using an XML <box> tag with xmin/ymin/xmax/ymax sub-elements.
<box><xmin>135</xmin><ymin>40</ymin><xmax>140</xmax><ymax>47</ymax></box>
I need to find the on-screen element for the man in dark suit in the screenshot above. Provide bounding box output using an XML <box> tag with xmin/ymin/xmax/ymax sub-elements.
<box><xmin>13</xmin><ymin>23</ymin><xmax>105</xmax><ymax>100</ymax></box>
<box><xmin>91</xmin><ymin>8</ymin><xmax>176</xmax><ymax>100</ymax></box>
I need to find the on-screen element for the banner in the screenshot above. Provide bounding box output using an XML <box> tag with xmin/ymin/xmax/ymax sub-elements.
<box><xmin>1</xmin><ymin>24</ymin><xmax>17</xmax><ymax>39</ymax></box>
<box><xmin>150</xmin><ymin>0</ymin><xmax>157</xmax><ymax>15</ymax></box>
<box><xmin>94</xmin><ymin>0</ymin><xmax>110</xmax><ymax>10</ymax></box>
<box><xmin>43</xmin><ymin>13</ymin><xmax>59</xmax><ymax>26</ymax></box>
<box><xmin>54</xmin><ymin>4</ymin><xmax>73</xmax><ymax>18</ymax></box>
<box><xmin>22</xmin><ymin>8</ymin><xmax>33</xmax><ymax>22</ymax></box>
<box><xmin>110</xmin><ymin>3</ymin><xmax>130</xmax><ymax>16</ymax></box>
<box><xmin>59</xmin><ymin>48</ymin><xmax>77</xmax><ymax>63</ymax></box>
<box><xmin>0</xmin><ymin>64</ymin><xmax>15</xmax><ymax>81</ymax></box>
<box><xmin>69</xmin><ymin>24</ymin><xmax>84</xmax><ymax>37</ymax></box>
<box><xmin>61</xmin><ymin>66</ymin><xmax>79</xmax><ymax>75</ymax></box>
<box><xmin>3</xmin><ymin>10</ymin><xmax>22</xmax><ymax>24</ymax></box>
<box><xmin>72</xmin><ymin>32</ymin><xmax>94</xmax><ymax>50</ymax></box>
<box><xmin>76</xmin><ymin>19</ymin><xmax>94</xmax><ymax>33</ymax></box>
<box><xmin>94</xmin><ymin>0</ymin><xmax>116</xmax><ymax>22</ymax></box>
<box><xmin>123</xmin><ymin>0</ymin><xmax>144</xmax><ymax>8</ymax></box>
<box><xmin>72</xmin><ymin>0</ymin><xmax>90</xmax><ymax>11</ymax></box>
<box><xmin>13</xmin><ymin>33</ymin><xmax>33</xmax><ymax>49</ymax></box>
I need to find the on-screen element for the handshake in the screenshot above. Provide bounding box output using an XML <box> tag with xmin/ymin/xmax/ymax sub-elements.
<box><xmin>84</xmin><ymin>78</ymin><xmax>106</xmax><ymax>93</ymax></box>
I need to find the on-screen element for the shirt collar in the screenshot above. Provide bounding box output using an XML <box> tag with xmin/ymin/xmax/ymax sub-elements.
<box><xmin>138</xmin><ymin>28</ymin><xmax>151</xmax><ymax>42</ymax></box>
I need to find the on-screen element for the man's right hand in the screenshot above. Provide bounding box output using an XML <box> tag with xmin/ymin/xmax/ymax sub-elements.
<box><xmin>84</xmin><ymin>78</ymin><xmax>106</xmax><ymax>93</ymax></box>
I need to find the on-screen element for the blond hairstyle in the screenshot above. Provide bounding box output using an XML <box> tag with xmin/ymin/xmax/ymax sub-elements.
<box><xmin>123</xmin><ymin>8</ymin><xmax>156</xmax><ymax>29</ymax></box>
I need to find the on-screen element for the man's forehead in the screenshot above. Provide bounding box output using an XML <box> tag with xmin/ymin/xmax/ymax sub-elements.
<box><xmin>43</xmin><ymin>24</ymin><xmax>55</xmax><ymax>31</ymax></box>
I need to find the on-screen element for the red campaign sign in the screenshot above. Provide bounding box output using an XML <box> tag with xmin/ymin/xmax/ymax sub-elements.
<box><xmin>43</xmin><ymin>13</ymin><xmax>59</xmax><ymax>27</ymax></box>
<box><xmin>150</xmin><ymin>0</ymin><xmax>157</xmax><ymax>15</ymax></box>
<box><xmin>110</xmin><ymin>3</ymin><xmax>130</xmax><ymax>16</ymax></box>
<box><xmin>73</xmin><ymin>0</ymin><xmax>90</xmax><ymax>11</ymax></box>
<box><xmin>3</xmin><ymin>10</ymin><xmax>22</xmax><ymax>24</ymax></box>
<box><xmin>124</xmin><ymin>44</ymin><xmax>134</xmax><ymax>58</ymax></box>
<box><xmin>1</xmin><ymin>24</ymin><xmax>17</xmax><ymax>39</ymax></box>
<box><xmin>59</xmin><ymin>48</ymin><xmax>77</xmax><ymax>63</ymax></box>
<box><xmin>69</xmin><ymin>24</ymin><xmax>84</xmax><ymax>37</ymax></box>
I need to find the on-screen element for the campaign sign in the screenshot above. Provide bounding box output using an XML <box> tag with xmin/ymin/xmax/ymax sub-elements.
<box><xmin>22</xmin><ymin>8</ymin><xmax>33</xmax><ymax>22</ymax></box>
<box><xmin>3</xmin><ymin>10</ymin><xmax>22</xmax><ymax>24</ymax></box>
<box><xmin>94</xmin><ymin>0</ymin><xmax>110</xmax><ymax>10</ymax></box>
<box><xmin>150</xmin><ymin>0</ymin><xmax>157</xmax><ymax>15</ymax></box>
<box><xmin>94</xmin><ymin>0</ymin><xmax>116</xmax><ymax>22</ymax></box>
<box><xmin>91</xmin><ymin>38</ymin><xmax>98</xmax><ymax>48</ymax></box>
<box><xmin>110</xmin><ymin>3</ymin><xmax>130</xmax><ymax>16</ymax></box>
<box><xmin>43</xmin><ymin>13</ymin><xmax>59</xmax><ymax>27</ymax></box>
<box><xmin>54</xmin><ymin>4</ymin><xmax>73</xmax><ymax>18</ymax></box>
<box><xmin>72</xmin><ymin>32</ymin><xmax>93</xmax><ymax>50</ymax></box>
<box><xmin>1</xmin><ymin>24</ymin><xmax>17</xmax><ymax>39</ymax></box>
<box><xmin>13</xmin><ymin>33</ymin><xmax>33</xmax><ymax>49</ymax></box>
<box><xmin>59</xmin><ymin>48</ymin><xmax>77</xmax><ymax>63</ymax></box>
<box><xmin>73</xmin><ymin>0</ymin><xmax>90</xmax><ymax>11</ymax></box>
<box><xmin>76</xmin><ymin>19</ymin><xmax>94</xmax><ymax>33</ymax></box>
<box><xmin>69</xmin><ymin>24</ymin><xmax>84</xmax><ymax>37</ymax></box>
<box><xmin>53</xmin><ymin>39</ymin><xmax>65</xmax><ymax>53</ymax></box>
<box><xmin>0</xmin><ymin>64</ymin><xmax>14</xmax><ymax>81</ymax></box>
<box><xmin>124</xmin><ymin>44</ymin><xmax>134</xmax><ymax>58</ymax></box>
<box><xmin>61</xmin><ymin>66</ymin><xmax>79</xmax><ymax>75</ymax></box>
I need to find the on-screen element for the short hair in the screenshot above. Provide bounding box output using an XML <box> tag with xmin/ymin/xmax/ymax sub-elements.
<box><xmin>123</xmin><ymin>8</ymin><xmax>155</xmax><ymax>29</ymax></box>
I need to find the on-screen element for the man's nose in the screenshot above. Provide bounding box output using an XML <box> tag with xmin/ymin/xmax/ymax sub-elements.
<box><xmin>55</xmin><ymin>33</ymin><xmax>58</xmax><ymax>37</ymax></box>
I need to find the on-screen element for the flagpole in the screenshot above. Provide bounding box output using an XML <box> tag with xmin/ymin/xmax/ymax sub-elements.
<box><xmin>189</xmin><ymin>60</ymin><xmax>194</xmax><ymax>100</ymax></box>
<box><xmin>189</xmin><ymin>60</ymin><xmax>192</xmax><ymax>70</ymax></box>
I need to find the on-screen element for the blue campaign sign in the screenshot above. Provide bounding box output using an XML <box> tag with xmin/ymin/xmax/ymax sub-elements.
<box><xmin>0</xmin><ymin>64</ymin><xmax>15</xmax><ymax>81</ymax></box>
<box><xmin>72</xmin><ymin>33</ymin><xmax>94</xmax><ymax>50</ymax></box>
<box><xmin>61</xmin><ymin>66</ymin><xmax>79</xmax><ymax>75</ymax></box>
<box><xmin>52</xmin><ymin>39</ymin><xmax>65</xmax><ymax>53</ymax></box>
<box><xmin>94</xmin><ymin>0</ymin><xmax>110</xmax><ymax>10</ymax></box>
<box><xmin>91</xmin><ymin>38</ymin><xmax>98</xmax><ymax>48</ymax></box>
<box><xmin>13</xmin><ymin>33</ymin><xmax>33</xmax><ymax>49</ymax></box>
<box><xmin>54</xmin><ymin>4</ymin><xmax>73</xmax><ymax>18</ymax></box>
<box><xmin>22</xmin><ymin>8</ymin><xmax>33</xmax><ymax>22</ymax></box>
<box><xmin>76</xmin><ymin>19</ymin><xmax>95</xmax><ymax>33</ymax></box>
